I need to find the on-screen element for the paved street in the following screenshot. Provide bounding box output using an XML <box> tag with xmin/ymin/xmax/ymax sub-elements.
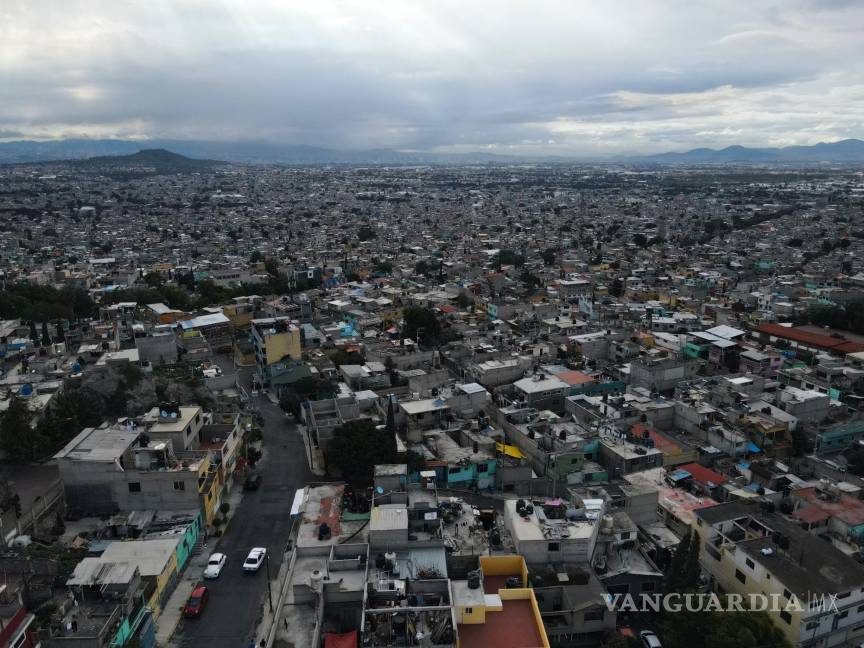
<box><xmin>173</xmin><ymin>360</ymin><xmax>313</xmax><ymax>647</ymax></box>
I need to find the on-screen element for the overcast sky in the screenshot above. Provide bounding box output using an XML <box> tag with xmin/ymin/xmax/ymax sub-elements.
<box><xmin>2</xmin><ymin>0</ymin><xmax>863</xmax><ymax>155</ymax></box>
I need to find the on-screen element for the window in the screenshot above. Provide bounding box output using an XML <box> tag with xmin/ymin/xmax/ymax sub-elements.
<box><xmin>571</xmin><ymin>457</ymin><xmax>579</xmax><ymax>465</ymax></box>
<box><xmin>780</xmin><ymin>611</ymin><xmax>792</xmax><ymax>624</ymax></box>
<box><xmin>735</xmin><ymin>569</ymin><xmax>746</xmax><ymax>584</ymax></box>
<box><xmin>806</xmin><ymin>621</ymin><xmax>819</xmax><ymax>630</ymax></box>
<box><xmin>838</xmin><ymin>592</ymin><xmax>851</xmax><ymax>600</ymax></box>
<box><xmin>11</xmin><ymin>634</ymin><xmax>26</xmax><ymax>648</ymax></box>
<box><xmin>745</xmin><ymin>558</ymin><xmax>755</xmax><ymax>570</ymax></box>
<box><xmin>464</xmin><ymin>607</ymin><xmax>473</xmax><ymax>615</ymax></box>
<box><xmin>548</xmin><ymin>542</ymin><xmax>560</xmax><ymax>552</ymax></box>
<box><xmin>858</xmin><ymin>604</ymin><xmax>864</xmax><ymax>614</ymax></box>
<box><xmin>128</xmin><ymin>482</ymin><xmax>141</xmax><ymax>493</ymax></box>
<box><xmin>477</xmin><ymin>464</ymin><xmax>488</xmax><ymax>473</ymax></box>
<box><xmin>173</xmin><ymin>481</ymin><xmax>185</xmax><ymax>491</ymax></box>
<box><xmin>837</xmin><ymin>610</ymin><xmax>849</xmax><ymax>620</ymax></box>
<box><xmin>584</xmin><ymin>608</ymin><xmax>604</xmax><ymax>622</ymax></box>
<box><xmin>783</xmin><ymin>588</ymin><xmax>791</xmax><ymax>600</ymax></box>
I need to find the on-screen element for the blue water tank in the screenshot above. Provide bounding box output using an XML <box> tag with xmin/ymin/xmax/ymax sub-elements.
<box><xmin>20</xmin><ymin>384</ymin><xmax>33</xmax><ymax>396</ymax></box>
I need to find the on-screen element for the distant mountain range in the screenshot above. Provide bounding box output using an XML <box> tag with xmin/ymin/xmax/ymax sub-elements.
<box><xmin>0</xmin><ymin>138</ymin><xmax>521</xmax><ymax>165</ymax></box>
<box><xmin>0</xmin><ymin>137</ymin><xmax>862</xmax><ymax>166</ymax></box>
<box><xmin>70</xmin><ymin>148</ymin><xmax>225</xmax><ymax>174</ymax></box>
<box><xmin>629</xmin><ymin>138</ymin><xmax>864</xmax><ymax>164</ymax></box>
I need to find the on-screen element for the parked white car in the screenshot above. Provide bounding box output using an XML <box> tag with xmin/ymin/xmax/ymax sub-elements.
<box><xmin>203</xmin><ymin>552</ymin><xmax>227</xmax><ymax>579</ymax></box>
<box><xmin>243</xmin><ymin>547</ymin><xmax>267</xmax><ymax>572</ymax></box>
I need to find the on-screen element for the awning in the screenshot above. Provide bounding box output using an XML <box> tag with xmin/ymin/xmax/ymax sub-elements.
<box><xmin>496</xmin><ymin>443</ymin><xmax>526</xmax><ymax>460</ymax></box>
<box><xmin>668</xmin><ymin>469</ymin><xmax>692</xmax><ymax>482</ymax></box>
<box><xmin>746</xmin><ymin>441</ymin><xmax>762</xmax><ymax>454</ymax></box>
<box><xmin>324</xmin><ymin>630</ymin><xmax>358</xmax><ymax>648</ymax></box>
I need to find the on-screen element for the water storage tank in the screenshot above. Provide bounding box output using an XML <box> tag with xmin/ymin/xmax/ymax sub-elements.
<box><xmin>467</xmin><ymin>570</ymin><xmax>482</xmax><ymax>589</ymax></box>
<box><xmin>601</xmin><ymin>515</ymin><xmax>614</xmax><ymax>533</ymax></box>
<box><xmin>310</xmin><ymin>569</ymin><xmax>324</xmax><ymax>592</ymax></box>
<box><xmin>384</xmin><ymin>551</ymin><xmax>397</xmax><ymax>571</ymax></box>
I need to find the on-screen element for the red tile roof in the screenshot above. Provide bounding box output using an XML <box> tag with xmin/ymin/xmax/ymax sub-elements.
<box><xmin>458</xmin><ymin>598</ymin><xmax>544</xmax><ymax>648</ymax></box>
<box><xmin>678</xmin><ymin>463</ymin><xmax>728</xmax><ymax>487</ymax></box>
<box><xmin>794</xmin><ymin>486</ymin><xmax>864</xmax><ymax>526</ymax></box>
<box><xmin>754</xmin><ymin>323</ymin><xmax>864</xmax><ymax>353</ymax></box>
<box><xmin>632</xmin><ymin>423</ymin><xmax>685</xmax><ymax>455</ymax></box>
<box><xmin>792</xmin><ymin>505</ymin><xmax>831</xmax><ymax>524</ymax></box>
<box><xmin>556</xmin><ymin>370</ymin><xmax>595</xmax><ymax>386</ymax></box>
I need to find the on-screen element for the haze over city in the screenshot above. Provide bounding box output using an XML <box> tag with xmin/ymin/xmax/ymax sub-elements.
<box><xmin>2</xmin><ymin>0</ymin><xmax>864</xmax><ymax>155</ymax></box>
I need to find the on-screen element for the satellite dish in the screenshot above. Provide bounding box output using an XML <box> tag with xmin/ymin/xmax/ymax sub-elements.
<box><xmin>376</xmin><ymin>486</ymin><xmax>384</xmax><ymax>494</ymax></box>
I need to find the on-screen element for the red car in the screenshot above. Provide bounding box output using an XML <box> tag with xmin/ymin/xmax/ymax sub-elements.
<box><xmin>184</xmin><ymin>585</ymin><xmax>209</xmax><ymax>618</ymax></box>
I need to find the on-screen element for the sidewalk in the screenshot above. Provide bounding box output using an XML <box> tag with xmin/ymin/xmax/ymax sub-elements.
<box><xmin>155</xmin><ymin>550</ymin><xmax>210</xmax><ymax>646</ymax></box>
<box><xmin>156</xmin><ymin>486</ymin><xmax>246</xmax><ymax>646</ymax></box>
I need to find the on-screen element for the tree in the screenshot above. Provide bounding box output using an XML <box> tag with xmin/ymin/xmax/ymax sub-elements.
<box><xmin>55</xmin><ymin>321</ymin><xmax>65</xmax><ymax>343</ymax></box>
<box><xmin>786</xmin><ymin>237</ymin><xmax>803</xmax><ymax>247</ymax></box>
<box><xmin>328</xmin><ymin>419</ymin><xmax>397</xmax><ymax>486</ymax></box>
<box><xmin>0</xmin><ymin>397</ymin><xmax>34</xmax><ymax>463</ymax></box>
<box><xmin>406</xmin><ymin>450</ymin><xmax>425</xmax><ymax>475</ymax></box>
<box><xmin>541</xmin><ymin>247</ymin><xmax>556</xmax><ymax>266</ymax></box>
<box><xmin>664</xmin><ymin>529</ymin><xmax>702</xmax><ymax>592</ymax></box>
<box><xmin>358</xmin><ymin>225</ymin><xmax>377</xmax><ymax>242</ymax></box>
<box><xmin>519</xmin><ymin>270</ymin><xmax>541</xmax><ymax>288</ymax></box>
<box><xmin>791</xmin><ymin>427</ymin><xmax>811</xmax><ymax>457</ymax></box>
<box><xmin>633</xmin><ymin>233</ymin><xmax>648</xmax><ymax>248</ymax></box>
<box><xmin>29</xmin><ymin>320</ymin><xmax>38</xmax><ymax>344</ymax></box>
<box><xmin>598</xmin><ymin>633</ymin><xmax>629</xmax><ymax>648</ymax></box>
<box><xmin>610</xmin><ymin>277</ymin><xmax>624</xmax><ymax>298</ymax></box>
<box><xmin>662</xmin><ymin>610</ymin><xmax>790</xmax><ymax>648</ymax></box>
<box><xmin>250</xmin><ymin>250</ymin><xmax>263</xmax><ymax>263</ymax></box>
<box><xmin>40</xmin><ymin>321</ymin><xmax>51</xmax><ymax>347</ymax></box>
<box><xmin>373</xmin><ymin>259</ymin><xmax>393</xmax><ymax>274</ymax></box>
<box><xmin>402</xmin><ymin>306</ymin><xmax>441</xmax><ymax>346</ymax></box>
<box><xmin>455</xmin><ymin>292</ymin><xmax>474</xmax><ymax>309</ymax></box>
<box><xmin>35</xmin><ymin>387</ymin><xmax>106</xmax><ymax>458</ymax></box>
<box><xmin>143</xmin><ymin>271</ymin><xmax>164</xmax><ymax>288</ymax></box>
<box><xmin>495</xmin><ymin>249</ymin><xmax>525</xmax><ymax>268</ymax></box>
<box><xmin>328</xmin><ymin>348</ymin><xmax>365</xmax><ymax>367</ymax></box>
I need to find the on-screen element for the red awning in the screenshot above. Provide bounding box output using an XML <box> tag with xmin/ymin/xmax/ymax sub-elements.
<box><xmin>324</xmin><ymin>630</ymin><xmax>358</xmax><ymax>648</ymax></box>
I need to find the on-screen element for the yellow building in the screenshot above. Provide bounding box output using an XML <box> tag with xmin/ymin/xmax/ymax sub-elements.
<box><xmin>695</xmin><ymin>500</ymin><xmax>864</xmax><ymax>647</ymax></box>
<box><xmin>455</xmin><ymin>555</ymin><xmax>550</xmax><ymax>648</ymax></box>
<box><xmin>195</xmin><ymin>451</ymin><xmax>222</xmax><ymax>525</ymax></box>
<box><xmin>251</xmin><ymin>317</ymin><xmax>302</xmax><ymax>365</ymax></box>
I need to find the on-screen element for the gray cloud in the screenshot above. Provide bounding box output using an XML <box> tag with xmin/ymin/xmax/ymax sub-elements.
<box><xmin>1</xmin><ymin>0</ymin><xmax>862</xmax><ymax>154</ymax></box>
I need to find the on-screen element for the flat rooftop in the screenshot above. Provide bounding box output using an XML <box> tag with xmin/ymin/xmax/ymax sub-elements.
<box><xmin>148</xmin><ymin>406</ymin><xmax>200</xmax><ymax>433</ymax></box>
<box><xmin>98</xmin><ymin>538</ymin><xmax>178</xmax><ymax>576</ymax></box>
<box><xmin>54</xmin><ymin>425</ymin><xmax>138</xmax><ymax>462</ymax></box>
<box><xmin>457</xmin><ymin>598</ymin><xmax>545</xmax><ymax>648</ymax></box>
<box><xmin>504</xmin><ymin>499</ymin><xmax>596</xmax><ymax>543</ymax></box>
<box><xmin>297</xmin><ymin>484</ymin><xmax>369</xmax><ymax>548</ymax></box>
